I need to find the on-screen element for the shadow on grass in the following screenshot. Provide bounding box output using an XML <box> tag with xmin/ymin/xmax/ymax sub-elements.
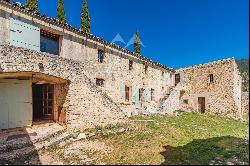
<box><xmin>160</xmin><ymin>136</ymin><xmax>249</xmax><ymax>165</ymax></box>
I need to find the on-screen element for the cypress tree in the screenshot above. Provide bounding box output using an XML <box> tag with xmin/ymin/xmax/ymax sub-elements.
<box><xmin>57</xmin><ymin>0</ymin><xmax>66</xmax><ymax>24</ymax></box>
<box><xmin>81</xmin><ymin>0</ymin><xmax>91</xmax><ymax>33</ymax></box>
<box><xmin>26</xmin><ymin>0</ymin><xmax>38</xmax><ymax>12</ymax></box>
<box><xmin>134</xmin><ymin>31</ymin><xmax>141</xmax><ymax>54</ymax></box>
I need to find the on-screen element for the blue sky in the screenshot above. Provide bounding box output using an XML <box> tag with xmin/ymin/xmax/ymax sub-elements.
<box><xmin>12</xmin><ymin>0</ymin><xmax>249</xmax><ymax>69</ymax></box>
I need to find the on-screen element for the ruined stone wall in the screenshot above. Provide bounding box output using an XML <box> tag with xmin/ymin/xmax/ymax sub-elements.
<box><xmin>0</xmin><ymin>45</ymin><xmax>128</xmax><ymax>130</ymax></box>
<box><xmin>242</xmin><ymin>92</ymin><xmax>249</xmax><ymax>115</ymax></box>
<box><xmin>232</xmin><ymin>61</ymin><xmax>243</xmax><ymax>117</ymax></box>
<box><xmin>177</xmin><ymin>59</ymin><xmax>242</xmax><ymax>118</ymax></box>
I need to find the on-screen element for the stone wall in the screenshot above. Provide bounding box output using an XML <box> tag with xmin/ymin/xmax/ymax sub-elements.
<box><xmin>176</xmin><ymin>58</ymin><xmax>242</xmax><ymax>119</ymax></box>
<box><xmin>0</xmin><ymin>45</ymin><xmax>128</xmax><ymax>130</ymax></box>
<box><xmin>0</xmin><ymin>4</ymin><xmax>175</xmax><ymax>116</ymax></box>
<box><xmin>0</xmin><ymin>7</ymin><xmax>9</xmax><ymax>45</ymax></box>
<box><xmin>242</xmin><ymin>92</ymin><xmax>249</xmax><ymax>115</ymax></box>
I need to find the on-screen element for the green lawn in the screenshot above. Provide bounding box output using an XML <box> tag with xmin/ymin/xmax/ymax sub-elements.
<box><xmin>8</xmin><ymin>112</ymin><xmax>249</xmax><ymax>165</ymax></box>
<box><xmin>87</xmin><ymin>112</ymin><xmax>249</xmax><ymax>165</ymax></box>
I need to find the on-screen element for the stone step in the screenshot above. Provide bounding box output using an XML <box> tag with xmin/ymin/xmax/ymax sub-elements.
<box><xmin>0</xmin><ymin>137</ymin><xmax>33</xmax><ymax>154</ymax></box>
<box><xmin>0</xmin><ymin>132</ymin><xmax>73</xmax><ymax>164</ymax></box>
<box><xmin>34</xmin><ymin>131</ymin><xmax>73</xmax><ymax>150</ymax></box>
<box><xmin>30</xmin><ymin>128</ymin><xmax>66</xmax><ymax>144</ymax></box>
<box><xmin>0</xmin><ymin>146</ymin><xmax>37</xmax><ymax>164</ymax></box>
<box><xmin>0</xmin><ymin>128</ymin><xmax>65</xmax><ymax>154</ymax></box>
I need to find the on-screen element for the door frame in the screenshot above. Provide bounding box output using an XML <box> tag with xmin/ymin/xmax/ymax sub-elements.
<box><xmin>198</xmin><ymin>97</ymin><xmax>206</xmax><ymax>113</ymax></box>
<box><xmin>32</xmin><ymin>83</ymin><xmax>55</xmax><ymax>122</ymax></box>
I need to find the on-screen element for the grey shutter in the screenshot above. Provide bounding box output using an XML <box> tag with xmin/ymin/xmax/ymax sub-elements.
<box><xmin>120</xmin><ymin>84</ymin><xmax>125</xmax><ymax>103</ymax></box>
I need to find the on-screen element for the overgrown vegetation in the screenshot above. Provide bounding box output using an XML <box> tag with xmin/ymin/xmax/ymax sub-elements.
<box><xmin>237</xmin><ymin>58</ymin><xmax>249</xmax><ymax>92</ymax></box>
<box><xmin>6</xmin><ymin>113</ymin><xmax>249</xmax><ymax>165</ymax></box>
<box><xmin>87</xmin><ymin>113</ymin><xmax>249</xmax><ymax>165</ymax></box>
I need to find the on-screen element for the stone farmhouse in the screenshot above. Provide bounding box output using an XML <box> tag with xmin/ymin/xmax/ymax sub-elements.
<box><xmin>0</xmin><ymin>1</ymin><xmax>245</xmax><ymax>131</ymax></box>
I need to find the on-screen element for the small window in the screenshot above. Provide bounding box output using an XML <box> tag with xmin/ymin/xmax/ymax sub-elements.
<box><xmin>183</xmin><ymin>99</ymin><xmax>188</xmax><ymax>104</ymax></box>
<box><xmin>175</xmin><ymin>74</ymin><xmax>180</xmax><ymax>86</ymax></box>
<box><xmin>129</xmin><ymin>60</ymin><xmax>133</xmax><ymax>70</ymax></box>
<box><xmin>40</xmin><ymin>29</ymin><xmax>60</xmax><ymax>56</ymax></box>
<box><xmin>162</xmin><ymin>71</ymin><xmax>164</xmax><ymax>77</ymax></box>
<box><xmin>96</xmin><ymin>78</ymin><xmax>104</xmax><ymax>86</ymax></box>
<box><xmin>144</xmin><ymin>65</ymin><xmax>148</xmax><ymax>73</ymax></box>
<box><xmin>125</xmin><ymin>86</ymin><xmax>131</xmax><ymax>102</ymax></box>
<box><xmin>209</xmin><ymin>74</ymin><xmax>214</xmax><ymax>83</ymax></box>
<box><xmin>151</xmin><ymin>88</ymin><xmax>155</xmax><ymax>101</ymax></box>
<box><xmin>98</xmin><ymin>50</ymin><xmax>105</xmax><ymax>63</ymax></box>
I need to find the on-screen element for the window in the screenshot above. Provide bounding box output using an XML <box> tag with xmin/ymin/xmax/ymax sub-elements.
<box><xmin>209</xmin><ymin>74</ymin><xmax>214</xmax><ymax>83</ymax></box>
<box><xmin>162</xmin><ymin>71</ymin><xmax>164</xmax><ymax>77</ymax></box>
<box><xmin>98</xmin><ymin>50</ymin><xmax>105</xmax><ymax>63</ymax></box>
<box><xmin>96</xmin><ymin>78</ymin><xmax>104</xmax><ymax>87</ymax></box>
<box><xmin>151</xmin><ymin>88</ymin><xmax>155</xmax><ymax>101</ymax></box>
<box><xmin>125</xmin><ymin>86</ymin><xmax>131</xmax><ymax>102</ymax></box>
<box><xmin>129</xmin><ymin>60</ymin><xmax>133</xmax><ymax>70</ymax></box>
<box><xmin>183</xmin><ymin>99</ymin><xmax>188</xmax><ymax>104</ymax></box>
<box><xmin>40</xmin><ymin>30</ymin><xmax>59</xmax><ymax>55</ymax></box>
<box><xmin>144</xmin><ymin>65</ymin><xmax>148</xmax><ymax>73</ymax></box>
<box><xmin>175</xmin><ymin>74</ymin><xmax>180</xmax><ymax>86</ymax></box>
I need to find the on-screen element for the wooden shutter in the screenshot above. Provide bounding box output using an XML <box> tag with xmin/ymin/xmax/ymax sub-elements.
<box><xmin>180</xmin><ymin>72</ymin><xmax>185</xmax><ymax>85</ymax></box>
<box><xmin>10</xmin><ymin>17</ymin><xmax>40</xmax><ymax>51</ymax></box>
<box><xmin>120</xmin><ymin>84</ymin><xmax>125</xmax><ymax>103</ymax></box>
<box><xmin>144</xmin><ymin>89</ymin><xmax>149</xmax><ymax>103</ymax></box>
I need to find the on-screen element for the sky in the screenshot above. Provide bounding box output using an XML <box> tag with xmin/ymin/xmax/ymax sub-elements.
<box><xmin>12</xmin><ymin>0</ymin><xmax>249</xmax><ymax>69</ymax></box>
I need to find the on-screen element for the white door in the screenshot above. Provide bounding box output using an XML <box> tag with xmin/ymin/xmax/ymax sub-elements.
<box><xmin>0</xmin><ymin>79</ymin><xmax>32</xmax><ymax>130</ymax></box>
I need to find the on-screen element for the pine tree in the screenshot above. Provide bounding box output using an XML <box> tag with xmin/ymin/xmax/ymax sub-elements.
<box><xmin>81</xmin><ymin>0</ymin><xmax>91</xmax><ymax>33</ymax></box>
<box><xmin>134</xmin><ymin>31</ymin><xmax>141</xmax><ymax>54</ymax></box>
<box><xmin>26</xmin><ymin>0</ymin><xmax>38</xmax><ymax>12</ymax></box>
<box><xmin>57</xmin><ymin>0</ymin><xmax>66</xmax><ymax>24</ymax></box>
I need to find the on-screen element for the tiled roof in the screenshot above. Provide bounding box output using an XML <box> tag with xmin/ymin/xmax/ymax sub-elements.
<box><xmin>0</xmin><ymin>0</ymin><xmax>175</xmax><ymax>72</ymax></box>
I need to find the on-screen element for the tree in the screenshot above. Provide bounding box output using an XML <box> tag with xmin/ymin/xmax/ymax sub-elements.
<box><xmin>241</xmin><ymin>72</ymin><xmax>249</xmax><ymax>92</ymax></box>
<box><xmin>57</xmin><ymin>0</ymin><xmax>66</xmax><ymax>24</ymax></box>
<box><xmin>81</xmin><ymin>0</ymin><xmax>91</xmax><ymax>33</ymax></box>
<box><xmin>134</xmin><ymin>31</ymin><xmax>141</xmax><ymax>54</ymax></box>
<box><xmin>25</xmin><ymin>0</ymin><xmax>38</xmax><ymax>12</ymax></box>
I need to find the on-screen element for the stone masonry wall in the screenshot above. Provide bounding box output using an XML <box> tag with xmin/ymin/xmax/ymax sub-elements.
<box><xmin>0</xmin><ymin>45</ymin><xmax>128</xmax><ymax>130</ymax></box>
<box><xmin>0</xmin><ymin>7</ymin><xmax>9</xmax><ymax>45</ymax></box>
<box><xmin>53</xmin><ymin>28</ymin><xmax>175</xmax><ymax>116</ymax></box>
<box><xmin>177</xmin><ymin>58</ymin><xmax>242</xmax><ymax>119</ymax></box>
<box><xmin>0</xmin><ymin>5</ymin><xmax>175</xmax><ymax>116</ymax></box>
<box><xmin>242</xmin><ymin>92</ymin><xmax>249</xmax><ymax>115</ymax></box>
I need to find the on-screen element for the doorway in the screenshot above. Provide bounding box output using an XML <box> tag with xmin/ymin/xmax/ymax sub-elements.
<box><xmin>32</xmin><ymin>84</ymin><xmax>54</xmax><ymax>121</ymax></box>
<box><xmin>198</xmin><ymin>97</ymin><xmax>206</xmax><ymax>113</ymax></box>
<box><xmin>175</xmin><ymin>74</ymin><xmax>180</xmax><ymax>86</ymax></box>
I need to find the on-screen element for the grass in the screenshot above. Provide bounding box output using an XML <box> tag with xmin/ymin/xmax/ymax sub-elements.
<box><xmin>87</xmin><ymin>112</ymin><xmax>249</xmax><ymax>165</ymax></box>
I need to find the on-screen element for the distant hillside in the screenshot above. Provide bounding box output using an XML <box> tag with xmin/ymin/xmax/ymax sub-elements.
<box><xmin>236</xmin><ymin>58</ymin><xmax>249</xmax><ymax>73</ymax></box>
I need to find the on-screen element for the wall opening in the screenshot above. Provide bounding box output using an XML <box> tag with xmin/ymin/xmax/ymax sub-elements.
<box><xmin>32</xmin><ymin>84</ymin><xmax>54</xmax><ymax>121</ymax></box>
<box><xmin>40</xmin><ymin>29</ymin><xmax>60</xmax><ymax>56</ymax></box>
<box><xmin>175</xmin><ymin>74</ymin><xmax>180</xmax><ymax>86</ymax></box>
<box><xmin>198</xmin><ymin>97</ymin><xmax>206</xmax><ymax>114</ymax></box>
